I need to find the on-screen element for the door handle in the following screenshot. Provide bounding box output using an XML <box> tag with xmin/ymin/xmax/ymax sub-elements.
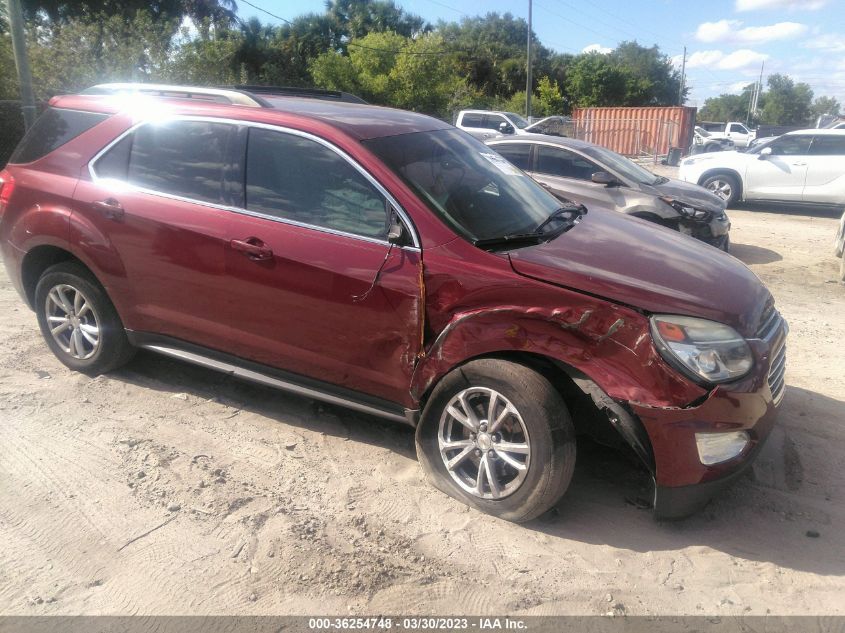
<box><xmin>230</xmin><ymin>237</ymin><xmax>273</xmax><ymax>261</ymax></box>
<box><xmin>92</xmin><ymin>198</ymin><xmax>124</xmax><ymax>220</ymax></box>
<box><xmin>791</xmin><ymin>162</ymin><xmax>807</xmax><ymax>166</ymax></box>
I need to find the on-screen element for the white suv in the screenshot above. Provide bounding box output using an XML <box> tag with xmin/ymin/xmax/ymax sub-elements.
<box><xmin>679</xmin><ymin>129</ymin><xmax>845</xmax><ymax>206</ymax></box>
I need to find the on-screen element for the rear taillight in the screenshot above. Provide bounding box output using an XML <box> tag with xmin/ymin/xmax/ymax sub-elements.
<box><xmin>0</xmin><ymin>169</ymin><xmax>16</xmax><ymax>218</ymax></box>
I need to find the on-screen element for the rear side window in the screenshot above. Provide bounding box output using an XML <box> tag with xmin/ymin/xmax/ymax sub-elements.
<box><xmin>461</xmin><ymin>113</ymin><xmax>484</xmax><ymax>127</ymax></box>
<box><xmin>92</xmin><ymin>120</ymin><xmax>244</xmax><ymax>207</ymax></box>
<box><xmin>492</xmin><ymin>143</ymin><xmax>531</xmax><ymax>171</ymax></box>
<box><xmin>809</xmin><ymin>135</ymin><xmax>845</xmax><ymax>155</ymax></box>
<box><xmin>10</xmin><ymin>108</ymin><xmax>108</xmax><ymax>164</ymax></box>
<box><xmin>245</xmin><ymin>128</ymin><xmax>388</xmax><ymax>239</ymax></box>
<box><xmin>536</xmin><ymin>146</ymin><xmax>600</xmax><ymax>181</ymax></box>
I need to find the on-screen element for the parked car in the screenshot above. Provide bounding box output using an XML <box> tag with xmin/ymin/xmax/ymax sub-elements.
<box><xmin>698</xmin><ymin>121</ymin><xmax>756</xmax><ymax>148</ymax></box>
<box><xmin>680</xmin><ymin>129</ymin><xmax>845</xmax><ymax>207</ymax></box>
<box><xmin>0</xmin><ymin>85</ymin><xmax>787</xmax><ymax>522</ymax></box>
<box><xmin>691</xmin><ymin>126</ymin><xmax>735</xmax><ymax>154</ymax></box>
<box><xmin>835</xmin><ymin>209</ymin><xmax>845</xmax><ymax>281</ymax></box>
<box><xmin>455</xmin><ymin>109</ymin><xmax>553</xmax><ymax>141</ymax></box>
<box><xmin>487</xmin><ymin>134</ymin><xmax>731</xmax><ymax>250</ymax></box>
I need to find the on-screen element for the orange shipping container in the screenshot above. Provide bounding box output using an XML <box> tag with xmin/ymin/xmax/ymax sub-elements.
<box><xmin>572</xmin><ymin>106</ymin><xmax>697</xmax><ymax>157</ymax></box>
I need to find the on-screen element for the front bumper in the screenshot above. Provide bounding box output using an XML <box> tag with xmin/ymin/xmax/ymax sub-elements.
<box><xmin>680</xmin><ymin>211</ymin><xmax>731</xmax><ymax>250</ymax></box>
<box><xmin>629</xmin><ymin>321</ymin><xmax>785</xmax><ymax>519</ymax></box>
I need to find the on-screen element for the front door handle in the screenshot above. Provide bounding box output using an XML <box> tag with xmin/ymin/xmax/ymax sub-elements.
<box><xmin>230</xmin><ymin>237</ymin><xmax>273</xmax><ymax>261</ymax></box>
<box><xmin>92</xmin><ymin>198</ymin><xmax>124</xmax><ymax>220</ymax></box>
<box><xmin>791</xmin><ymin>162</ymin><xmax>807</xmax><ymax>166</ymax></box>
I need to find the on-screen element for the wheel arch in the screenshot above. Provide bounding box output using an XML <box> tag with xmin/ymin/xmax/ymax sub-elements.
<box><xmin>416</xmin><ymin>349</ymin><xmax>656</xmax><ymax>475</ymax></box>
<box><xmin>20</xmin><ymin>245</ymin><xmax>87</xmax><ymax>309</ymax></box>
<box><xmin>698</xmin><ymin>168</ymin><xmax>744</xmax><ymax>201</ymax></box>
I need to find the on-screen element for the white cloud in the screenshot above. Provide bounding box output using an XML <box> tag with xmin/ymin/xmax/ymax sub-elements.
<box><xmin>582</xmin><ymin>43</ymin><xmax>612</xmax><ymax>54</ymax></box>
<box><xmin>718</xmin><ymin>49</ymin><xmax>769</xmax><ymax>70</ymax></box>
<box><xmin>695</xmin><ymin>19</ymin><xmax>807</xmax><ymax>44</ymax></box>
<box><xmin>679</xmin><ymin>49</ymin><xmax>769</xmax><ymax>71</ymax></box>
<box><xmin>805</xmin><ymin>33</ymin><xmax>845</xmax><ymax>53</ymax></box>
<box><xmin>736</xmin><ymin>0</ymin><xmax>827</xmax><ymax>11</ymax></box>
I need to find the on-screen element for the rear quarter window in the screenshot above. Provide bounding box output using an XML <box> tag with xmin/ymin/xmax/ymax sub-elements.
<box><xmin>9</xmin><ymin>108</ymin><xmax>108</xmax><ymax>164</ymax></box>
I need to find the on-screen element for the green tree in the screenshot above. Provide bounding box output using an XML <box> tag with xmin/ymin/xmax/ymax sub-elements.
<box><xmin>761</xmin><ymin>74</ymin><xmax>813</xmax><ymax>126</ymax></box>
<box><xmin>535</xmin><ymin>76</ymin><xmax>564</xmax><ymax>116</ymax></box>
<box><xmin>698</xmin><ymin>84</ymin><xmax>756</xmax><ymax>123</ymax></box>
<box><xmin>810</xmin><ymin>95</ymin><xmax>841</xmax><ymax>122</ymax></box>
<box><xmin>565</xmin><ymin>53</ymin><xmax>626</xmax><ymax>108</ymax></box>
<box><xmin>609</xmin><ymin>41</ymin><xmax>685</xmax><ymax>105</ymax></box>
<box><xmin>166</xmin><ymin>21</ymin><xmax>243</xmax><ymax>85</ymax></box>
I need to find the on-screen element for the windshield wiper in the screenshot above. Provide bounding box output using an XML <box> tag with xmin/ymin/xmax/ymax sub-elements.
<box><xmin>474</xmin><ymin>204</ymin><xmax>587</xmax><ymax>250</ymax></box>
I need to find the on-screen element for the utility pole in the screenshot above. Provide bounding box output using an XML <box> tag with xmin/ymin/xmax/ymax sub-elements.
<box><xmin>5</xmin><ymin>0</ymin><xmax>36</xmax><ymax>130</ymax></box>
<box><xmin>678</xmin><ymin>46</ymin><xmax>686</xmax><ymax>105</ymax></box>
<box><xmin>526</xmin><ymin>0</ymin><xmax>533</xmax><ymax>119</ymax></box>
<box><xmin>751</xmin><ymin>61</ymin><xmax>764</xmax><ymax>119</ymax></box>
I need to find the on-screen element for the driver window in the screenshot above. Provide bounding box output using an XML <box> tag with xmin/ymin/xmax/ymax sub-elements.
<box><xmin>769</xmin><ymin>136</ymin><xmax>812</xmax><ymax>156</ymax></box>
<box><xmin>729</xmin><ymin>124</ymin><xmax>747</xmax><ymax>134</ymax></box>
<box><xmin>484</xmin><ymin>115</ymin><xmax>507</xmax><ymax>131</ymax></box>
<box><xmin>535</xmin><ymin>146</ymin><xmax>600</xmax><ymax>181</ymax></box>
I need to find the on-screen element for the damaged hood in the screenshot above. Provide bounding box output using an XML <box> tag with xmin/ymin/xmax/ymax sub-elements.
<box><xmin>646</xmin><ymin>177</ymin><xmax>727</xmax><ymax>212</ymax></box>
<box><xmin>508</xmin><ymin>207</ymin><xmax>771</xmax><ymax>335</ymax></box>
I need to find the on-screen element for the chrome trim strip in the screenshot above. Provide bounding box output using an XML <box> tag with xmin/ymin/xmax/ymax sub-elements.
<box><xmin>86</xmin><ymin>115</ymin><xmax>421</xmax><ymax>250</ymax></box>
<box><xmin>142</xmin><ymin>344</ymin><xmax>409</xmax><ymax>423</ymax></box>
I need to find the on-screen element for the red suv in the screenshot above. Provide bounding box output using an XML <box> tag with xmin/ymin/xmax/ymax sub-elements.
<box><xmin>0</xmin><ymin>85</ymin><xmax>787</xmax><ymax>522</ymax></box>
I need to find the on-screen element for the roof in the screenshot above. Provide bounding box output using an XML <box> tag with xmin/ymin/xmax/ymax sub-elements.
<box><xmin>786</xmin><ymin>128</ymin><xmax>845</xmax><ymax>136</ymax></box>
<box><xmin>485</xmin><ymin>133</ymin><xmax>597</xmax><ymax>151</ymax></box>
<box><xmin>260</xmin><ymin>96</ymin><xmax>451</xmax><ymax>140</ymax></box>
<box><xmin>53</xmin><ymin>90</ymin><xmax>452</xmax><ymax>141</ymax></box>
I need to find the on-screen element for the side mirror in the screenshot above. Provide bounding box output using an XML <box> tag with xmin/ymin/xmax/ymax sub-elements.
<box><xmin>387</xmin><ymin>219</ymin><xmax>404</xmax><ymax>244</ymax></box>
<box><xmin>591</xmin><ymin>171</ymin><xmax>618</xmax><ymax>186</ymax></box>
<box><xmin>758</xmin><ymin>146</ymin><xmax>772</xmax><ymax>160</ymax></box>
<box><xmin>498</xmin><ymin>121</ymin><xmax>514</xmax><ymax>135</ymax></box>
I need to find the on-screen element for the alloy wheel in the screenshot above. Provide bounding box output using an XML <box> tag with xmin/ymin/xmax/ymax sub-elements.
<box><xmin>438</xmin><ymin>387</ymin><xmax>531</xmax><ymax>499</ymax></box>
<box><xmin>44</xmin><ymin>283</ymin><xmax>101</xmax><ymax>360</ymax></box>
<box><xmin>706</xmin><ymin>179</ymin><xmax>732</xmax><ymax>201</ymax></box>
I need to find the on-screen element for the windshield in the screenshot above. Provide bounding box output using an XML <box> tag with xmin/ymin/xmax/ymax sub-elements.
<box><xmin>505</xmin><ymin>113</ymin><xmax>530</xmax><ymax>129</ymax></box>
<box><xmin>580</xmin><ymin>144</ymin><xmax>660</xmax><ymax>186</ymax></box>
<box><xmin>364</xmin><ymin>128</ymin><xmax>562</xmax><ymax>242</ymax></box>
<box><xmin>695</xmin><ymin>127</ymin><xmax>711</xmax><ymax>137</ymax></box>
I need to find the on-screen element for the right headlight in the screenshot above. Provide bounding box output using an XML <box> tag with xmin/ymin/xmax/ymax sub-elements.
<box><xmin>650</xmin><ymin>315</ymin><xmax>753</xmax><ymax>384</ymax></box>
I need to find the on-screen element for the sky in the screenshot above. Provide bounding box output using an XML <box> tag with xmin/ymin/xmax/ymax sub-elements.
<box><xmin>237</xmin><ymin>0</ymin><xmax>845</xmax><ymax>107</ymax></box>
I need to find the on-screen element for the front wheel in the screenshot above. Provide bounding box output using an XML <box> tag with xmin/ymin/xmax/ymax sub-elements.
<box><xmin>35</xmin><ymin>262</ymin><xmax>135</xmax><ymax>374</ymax></box>
<box><xmin>702</xmin><ymin>173</ymin><xmax>740</xmax><ymax>207</ymax></box>
<box><xmin>416</xmin><ymin>359</ymin><xmax>576</xmax><ymax>523</ymax></box>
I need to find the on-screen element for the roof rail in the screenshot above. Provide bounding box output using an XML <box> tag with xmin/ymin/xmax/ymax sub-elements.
<box><xmin>80</xmin><ymin>83</ymin><xmax>267</xmax><ymax>108</ymax></box>
<box><xmin>231</xmin><ymin>85</ymin><xmax>368</xmax><ymax>105</ymax></box>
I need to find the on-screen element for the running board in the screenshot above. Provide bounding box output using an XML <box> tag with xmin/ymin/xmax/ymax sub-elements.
<box><xmin>130</xmin><ymin>335</ymin><xmax>413</xmax><ymax>425</ymax></box>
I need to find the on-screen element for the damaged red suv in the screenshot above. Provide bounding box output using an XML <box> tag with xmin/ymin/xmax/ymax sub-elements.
<box><xmin>0</xmin><ymin>84</ymin><xmax>787</xmax><ymax>521</ymax></box>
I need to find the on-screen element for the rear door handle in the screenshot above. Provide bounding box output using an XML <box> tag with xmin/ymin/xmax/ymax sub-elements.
<box><xmin>92</xmin><ymin>198</ymin><xmax>124</xmax><ymax>220</ymax></box>
<box><xmin>230</xmin><ymin>237</ymin><xmax>273</xmax><ymax>261</ymax></box>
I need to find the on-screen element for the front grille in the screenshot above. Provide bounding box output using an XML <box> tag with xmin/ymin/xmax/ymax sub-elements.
<box><xmin>768</xmin><ymin>337</ymin><xmax>786</xmax><ymax>406</ymax></box>
<box><xmin>757</xmin><ymin>306</ymin><xmax>786</xmax><ymax>406</ymax></box>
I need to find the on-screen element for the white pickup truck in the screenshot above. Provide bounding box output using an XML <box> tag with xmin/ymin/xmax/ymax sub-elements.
<box><xmin>698</xmin><ymin>121</ymin><xmax>756</xmax><ymax>148</ymax></box>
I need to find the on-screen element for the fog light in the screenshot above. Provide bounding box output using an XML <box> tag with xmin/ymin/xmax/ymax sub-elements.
<box><xmin>695</xmin><ymin>431</ymin><xmax>749</xmax><ymax>465</ymax></box>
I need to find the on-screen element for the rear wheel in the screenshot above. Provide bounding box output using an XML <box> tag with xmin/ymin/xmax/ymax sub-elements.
<box><xmin>35</xmin><ymin>262</ymin><xmax>135</xmax><ymax>374</ymax></box>
<box><xmin>702</xmin><ymin>173</ymin><xmax>740</xmax><ymax>207</ymax></box>
<box><xmin>416</xmin><ymin>359</ymin><xmax>576</xmax><ymax>523</ymax></box>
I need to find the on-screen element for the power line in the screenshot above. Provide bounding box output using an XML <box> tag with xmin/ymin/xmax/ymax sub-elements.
<box><xmin>238</xmin><ymin>0</ymin><xmax>292</xmax><ymax>25</ymax></box>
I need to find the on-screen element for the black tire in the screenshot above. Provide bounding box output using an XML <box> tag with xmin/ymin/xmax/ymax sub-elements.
<box><xmin>415</xmin><ymin>359</ymin><xmax>576</xmax><ymax>523</ymax></box>
<box><xmin>701</xmin><ymin>172</ymin><xmax>741</xmax><ymax>207</ymax></box>
<box><xmin>703</xmin><ymin>142</ymin><xmax>720</xmax><ymax>153</ymax></box>
<box><xmin>34</xmin><ymin>262</ymin><xmax>135</xmax><ymax>375</ymax></box>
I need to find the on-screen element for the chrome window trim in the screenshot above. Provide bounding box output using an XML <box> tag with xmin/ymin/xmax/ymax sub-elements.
<box><xmin>86</xmin><ymin>114</ymin><xmax>421</xmax><ymax>249</ymax></box>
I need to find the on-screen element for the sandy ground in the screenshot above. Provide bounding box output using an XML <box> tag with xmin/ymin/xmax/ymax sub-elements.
<box><xmin>1</xmin><ymin>195</ymin><xmax>844</xmax><ymax>616</ymax></box>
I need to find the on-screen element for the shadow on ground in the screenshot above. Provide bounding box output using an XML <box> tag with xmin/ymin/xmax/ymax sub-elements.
<box><xmin>731</xmin><ymin>202</ymin><xmax>843</xmax><ymax>219</ymax></box>
<box><xmin>730</xmin><ymin>242</ymin><xmax>782</xmax><ymax>265</ymax></box>
<box><xmin>114</xmin><ymin>352</ymin><xmax>845</xmax><ymax>577</ymax></box>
